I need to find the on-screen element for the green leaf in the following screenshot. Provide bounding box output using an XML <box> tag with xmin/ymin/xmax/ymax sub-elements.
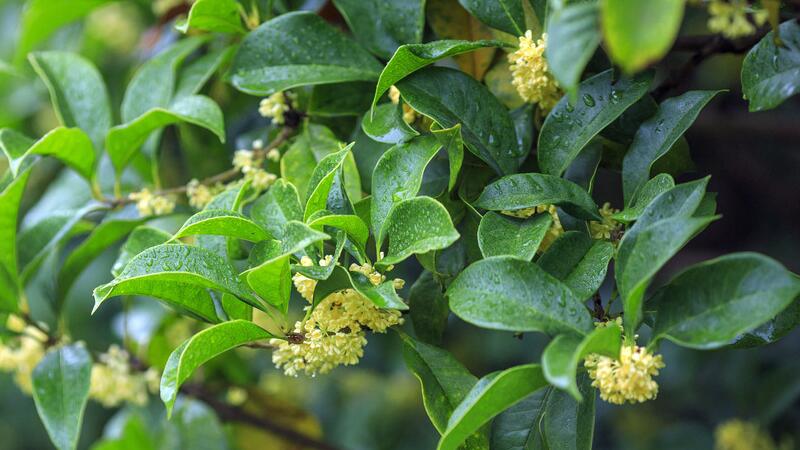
<box><xmin>612</xmin><ymin>174</ymin><xmax>674</xmax><ymax>223</ymax></box>
<box><xmin>426</xmin><ymin>0</ymin><xmax>499</xmax><ymax>80</ymax></box>
<box><xmin>542</xmin><ymin>325</ymin><xmax>621</xmax><ymax>399</ymax></box>
<box><xmin>545</xmin><ymin>2</ymin><xmax>601</xmax><ymax>96</ymax></box>
<box><xmin>475</xmin><ymin>173</ymin><xmax>601</xmax><ymax>220</ymax></box>
<box><xmin>401</xmin><ymin>334</ymin><xmax>488</xmax><ymax>448</ymax></box>
<box><xmin>652</xmin><ymin>253</ymin><xmax>800</xmax><ymax>349</ymax></box>
<box><xmin>94</xmin><ymin>243</ymin><xmax>260</xmax><ymax>315</ymax></box>
<box><xmin>308</xmin><ymin>82</ymin><xmax>375</xmax><ymax>117</ymax></box>
<box><xmin>173</xmin><ymin>210</ymin><xmax>270</xmax><ymax>242</ymax></box>
<box><xmin>621</xmin><ymin>91</ymin><xmax>720</xmax><ymax>204</ymax></box>
<box><xmin>371</xmin><ymin>135</ymin><xmax>442</xmax><ymax>246</ymax></box>
<box><xmin>409</xmin><ymin>271</ymin><xmax>450</xmax><ymax>345</ymax></box>
<box><xmin>601</xmin><ymin>0</ymin><xmax>685</xmax><ymax>73</ymax></box>
<box><xmin>15</xmin><ymin>0</ymin><xmax>108</xmax><ymax>63</ymax></box>
<box><xmin>251</xmin><ymin>179</ymin><xmax>303</xmax><ymax>238</ymax></box>
<box><xmin>31</xmin><ymin>344</ymin><xmax>92</xmax><ymax>450</ymax></box>
<box><xmin>304</xmin><ymin>145</ymin><xmax>352</xmax><ymax>221</ymax></box>
<box><xmin>741</xmin><ymin>20</ymin><xmax>800</xmax><ymax>111</ymax></box>
<box><xmin>458</xmin><ymin>0</ymin><xmax>525</xmax><ymax>35</ymax></box>
<box><xmin>361</xmin><ymin>102</ymin><xmax>419</xmax><ymax>144</ymax></box>
<box><xmin>538</xmin><ymin>69</ymin><xmax>652</xmax><ymax>176</ymax></box>
<box><xmin>448</xmin><ymin>256</ymin><xmax>594</xmax><ymax>335</ymax></box>
<box><xmin>174</xmin><ymin>46</ymin><xmax>236</xmax><ymax>100</ymax></box>
<box><xmin>307</xmin><ymin>214</ymin><xmax>369</xmax><ymax>252</ymax></box>
<box><xmin>490</xmin><ymin>388</ymin><xmax>550</xmax><ymax>450</ymax></box>
<box><xmin>229</xmin><ymin>11</ymin><xmax>383</xmax><ymax>95</ymax></box>
<box><xmin>321</xmin><ymin>264</ymin><xmax>408</xmax><ymax>310</ymax></box>
<box><xmin>733</xmin><ymin>299</ymin><xmax>800</xmax><ymax>348</ymax></box>
<box><xmin>372</xmin><ymin>40</ymin><xmax>510</xmax><ymax>109</ymax></box>
<box><xmin>438</xmin><ymin>364</ymin><xmax>548</xmax><ymax>450</ymax></box>
<box><xmin>28</xmin><ymin>51</ymin><xmax>112</xmax><ymax>148</ymax></box>
<box><xmin>432</xmin><ymin>123</ymin><xmax>465</xmax><ymax>193</ymax></box>
<box><xmin>111</xmin><ymin>226</ymin><xmax>172</xmax><ymax>277</ymax></box>
<box><xmin>539</xmin><ymin>231</ymin><xmax>615</xmax><ymax>301</ymax></box>
<box><xmin>107</xmin><ymin>95</ymin><xmax>225</xmax><ymax>174</ymax></box>
<box><xmin>176</xmin><ymin>0</ymin><xmax>246</xmax><ymax>34</ymax></box>
<box><xmin>333</xmin><ymin>0</ymin><xmax>425</xmax><ymax>59</ymax></box>
<box><xmin>1</xmin><ymin>127</ymin><xmax>95</xmax><ymax>181</ymax></box>
<box><xmin>161</xmin><ymin>320</ymin><xmax>274</xmax><ymax>415</ymax></box>
<box><xmin>477</xmin><ymin>212</ymin><xmax>551</xmax><ymax>261</ymax></box>
<box><xmin>379</xmin><ymin>196</ymin><xmax>460</xmax><ymax>267</ymax></box>
<box><xmin>396</xmin><ymin>66</ymin><xmax>521</xmax><ymax>175</ymax></box>
<box><xmin>0</xmin><ymin>170</ymin><xmax>31</xmax><ymax>312</ymax></box>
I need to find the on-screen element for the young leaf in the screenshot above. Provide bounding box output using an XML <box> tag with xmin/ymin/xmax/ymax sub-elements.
<box><xmin>542</xmin><ymin>325</ymin><xmax>622</xmax><ymax>400</ymax></box>
<box><xmin>621</xmin><ymin>91</ymin><xmax>720</xmax><ymax>204</ymax></box>
<box><xmin>431</xmin><ymin>123</ymin><xmax>465</xmax><ymax>193</ymax></box>
<box><xmin>332</xmin><ymin>0</ymin><xmax>425</xmax><ymax>59</ymax></box>
<box><xmin>229</xmin><ymin>11</ymin><xmax>383</xmax><ymax>95</ymax></box>
<box><xmin>306</xmin><ymin>214</ymin><xmax>369</xmax><ymax>252</ymax></box>
<box><xmin>172</xmin><ymin>210</ymin><xmax>271</xmax><ymax>242</ymax></box>
<box><xmin>539</xmin><ymin>231</ymin><xmax>615</xmax><ymax>300</ymax></box>
<box><xmin>546</xmin><ymin>2</ymin><xmax>601</xmax><ymax>97</ymax></box>
<box><xmin>601</xmin><ymin>0</ymin><xmax>685</xmax><ymax>74</ymax></box>
<box><xmin>741</xmin><ymin>20</ymin><xmax>800</xmax><ymax>112</ymax></box>
<box><xmin>612</xmin><ymin>173</ymin><xmax>675</xmax><ymax>223</ymax></box>
<box><xmin>458</xmin><ymin>0</ymin><xmax>525</xmax><ymax>35</ymax></box>
<box><xmin>372</xmin><ymin>39</ymin><xmax>510</xmax><ymax>109</ymax></box>
<box><xmin>477</xmin><ymin>212</ymin><xmax>551</xmax><ymax>261</ymax></box>
<box><xmin>28</xmin><ymin>51</ymin><xmax>112</xmax><ymax>148</ymax></box>
<box><xmin>1</xmin><ymin>127</ymin><xmax>95</xmax><ymax>181</ymax></box>
<box><xmin>161</xmin><ymin>320</ymin><xmax>275</xmax><ymax>415</ymax></box>
<box><xmin>475</xmin><ymin>173</ymin><xmax>601</xmax><ymax>220</ymax></box>
<box><xmin>447</xmin><ymin>256</ymin><xmax>594</xmax><ymax>335</ymax></box>
<box><xmin>0</xmin><ymin>170</ymin><xmax>30</xmax><ymax>312</ymax></box>
<box><xmin>408</xmin><ymin>271</ymin><xmax>450</xmax><ymax>345</ymax></box>
<box><xmin>304</xmin><ymin>145</ymin><xmax>353</xmax><ymax>221</ymax></box>
<box><xmin>538</xmin><ymin>69</ymin><xmax>652</xmax><ymax>176</ymax></box>
<box><xmin>396</xmin><ymin>66</ymin><xmax>522</xmax><ymax>175</ymax></box>
<box><xmin>361</xmin><ymin>102</ymin><xmax>419</xmax><ymax>144</ymax></box>
<box><xmin>251</xmin><ymin>179</ymin><xmax>303</xmax><ymax>238</ymax></box>
<box><xmin>175</xmin><ymin>0</ymin><xmax>246</xmax><ymax>34</ymax></box>
<box><xmin>31</xmin><ymin>344</ymin><xmax>92</xmax><ymax>450</ymax></box>
<box><xmin>438</xmin><ymin>364</ymin><xmax>548</xmax><ymax>450</ymax></box>
<box><xmin>314</xmin><ymin>264</ymin><xmax>407</xmax><ymax>310</ymax></box>
<box><xmin>107</xmin><ymin>95</ymin><xmax>225</xmax><ymax>174</ymax></box>
<box><xmin>379</xmin><ymin>196</ymin><xmax>460</xmax><ymax>267</ymax></box>
<box><xmin>652</xmin><ymin>253</ymin><xmax>800</xmax><ymax>349</ymax></box>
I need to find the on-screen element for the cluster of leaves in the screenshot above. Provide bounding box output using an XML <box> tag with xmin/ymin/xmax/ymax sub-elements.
<box><xmin>1</xmin><ymin>0</ymin><xmax>799</xmax><ymax>449</ymax></box>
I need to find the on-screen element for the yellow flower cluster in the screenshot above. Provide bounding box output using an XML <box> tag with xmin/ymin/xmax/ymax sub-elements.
<box><xmin>0</xmin><ymin>318</ymin><xmax>47</xmax><ymax>393</ymax></box>
<box><xmin>585</xmin><ymin>343</ymin><xmax>665</xmax><ymax>405</ymax></box>
<box><xmin>186</xmin><ymin>179</ymin><xmax>220</xmax><ymax>209</ymax></box>
<box><xmin>715</xmin><ymin>419</ymin><xmax>777</xmax><ymax>450</ymax></box>
<box><xmin>232</xmin><ymin>149</ymin><xmax>277</xmax><ymax>191</ymax></box>
<box><xmin>89</xmin><ymin>345</ymin><xmax>159</xmax><ymax>407</ymax></box>
<box><xmin>707</xmin><ymin>0</ymin><xmax>768</xmax><ymax>39</ymax></box>
<box><xmin>589</xmin><ymin>202</ymin><xmax>622</xmax><ymax>240</ymax></box>
<box><xmin>258</xmin><ymin>91</ymin><xmax>298</xmax><ymax>125</ymax></box>
<box><xmin>501</xmin><ymin>204</ymin><xmax>564</xmax><ymax>251</ymax></box>
<box><xmin>291</xmin><ymin>255</ymin><xmax>333</xmax><ymax>302</ymax></box>
<box><xmin>129</xmin><ymin>188</ymin><xmax>175</xmax><ymax>217</ymax></box>
<box><xmin>508</xmin><ymin>31</ymin><xmax>562</xmax><ymax>112</ymax></box>
<box><xmin>388</xmin><ymin>86</ymin><xmax>418</xmax><ymax>124</ymax></box>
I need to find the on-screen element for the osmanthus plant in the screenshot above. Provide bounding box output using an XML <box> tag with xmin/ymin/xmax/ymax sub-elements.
<box><xmin>0</xmin><ymin>0</ymin><xmax>799</xmax><ymax>449</ymax></box>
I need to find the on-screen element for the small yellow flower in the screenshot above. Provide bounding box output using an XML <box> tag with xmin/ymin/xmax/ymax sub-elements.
<box><xmin>129</xmin><ymin>188</ymin><xmax>175</xmax><ymax>217</ymax></box>
<box><xmin>508</xmin><ymin>31</ymin><xmax>562</xmax><ymax>112</ymax></box>
<box><xmin>226</xmin><ymin>387</ymin><xmax>249</xmax><ymax>406</ymax></box>
<box><xmin>258</xmin><ymin>91</ymin><xmax>297</xmax><ymax>125</ymax></box>
<box><xmin>585</xmin><ymin>343</ymin><xmax>665</xmax><ymax>405</ymax></box>
<box><xmin>89</xmin><ymin>345</ymin><xmax>152</xmax><ymax>407</ymax></box>
<box><xmin>501</xmin><ymin>204</ymin><xmax>563</xmax><ymax>251</ymax></box>
<box><xmin>233</xmin><ymin>149</ymin><xmax>258</xmax><ymax>172</ymax></box>
<box><xmin>589</xmin><ymin>202</ymin><xmax>621</xmax><ymax>240</ymax></box>
<box><xmin>707</xmin><ymin>0</ymin><xmax>767</xmax><ymax>39</ymax></box>
<box><xmin>248</xmin><ymin>169</ymin><xmax>277</xmax><ymax>191</ymax></box>
<box><xmin>349</xmin><ymin>262</ymin><xmax>386</xmax><ymax>286</ymax></box>
<box><xmin>292</xmin><ymin>256</ymin><xmax>318</xmax><ymax>302</ymax></box>
<box><xmin>0</xmin><ymin>334</ymin><xmax>45</xmax><ymax>394</ymax></box>
<box><xmin>186</xmin><ymin>179</ymin><xmax>215</xmax><ymax>209</ymax></box>
<box><xmin>388</xmin><ymin>85</ymin><xmax>417</xmax><ymax>124</ymax></box>
<box><xmin>715</xmin><ymin>419</ymin><xmax>777</xmax><ymax>450</ymax></box>
<box><xmin>266</xmin><ymin>148</ymin><xmax>281</xmax><ymax>162</ymax></box>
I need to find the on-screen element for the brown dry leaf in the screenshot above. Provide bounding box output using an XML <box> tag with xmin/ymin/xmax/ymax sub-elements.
<box><xmin>426</xmin><ymin>0</ymin><xmax>497</xmax><ymax>80</ymax></box>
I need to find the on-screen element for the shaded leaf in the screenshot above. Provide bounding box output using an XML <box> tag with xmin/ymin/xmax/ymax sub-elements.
<box><xmin>333</xmin><ymin>0</ymin><xmax>425</xmax><ymax>59</ymax></box>
<box><xmin>475</xmin><ymin>173</ymin><xmax>600</xmax><ymax>220</ymax></box>
<box><xmin>426</xmin><ymin>0</ymin><xmax>498</xmax><ymax>80</ymax></box>
<box><xmin>741</xmin><ymin>20</ymin><xmax>800</xmax><ymax>111</ymax></box>
<box><xmin>546</xmin><ymin>2</ymin><xmax>601</xmax><ymax>96</ymax></box>
<box><xmin>542</xmin><ymin>325</ymin><xmax>621</xmax><ymax>399</ymax></box>
<box><xmin>251</xmin><ymin>179</ymin><xmax>303</xmax><ymax>238</ymax></box>
<box><xmin>458</xmin><ymin>0</ymin><xmax>525</xmax><ymax>35</ymax></box>
<box><xmin>539</xmin><ymin>232</ymin><xmax>614</xmax><ymax>301</ymax></box>
<box><xmin>379</xmin><ymin>196</ymin><xmax>460</xmax><ymax>267</ymax></box>
<box><xmin>477</xmin><ymin>212</ymin><xmax>551</xmax><ymax>261</ymax></box>
<box><xmin>409</xmin><ymin>271</ymin><xmax>450</xmax><ymax>345</ymax></box>
<box><xmin>361</xmin><ymin>102</ymin><xmax>419</xmax><ymax>144</ymax></box>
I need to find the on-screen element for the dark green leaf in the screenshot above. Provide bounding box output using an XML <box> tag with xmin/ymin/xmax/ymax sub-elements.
<box><xmin>333</xmin><ymin>0</ymin><xmax>425</xmax><ymax>59</ymax></box>
<box><xmin>542</xmin><ymin>325</ymin><xmax>621</xmax><ymax>399</ymax></box>
<box><xmin>304</xmin><ymin>145</ymin><xmax>352</xmax><ymax>221</ymax></box>
<box><xmin>361</xmin><ymin>102</ymin><xmax>419</xmax><ymax>144</ymax></box>
<box><xmin>448</xmin><ymin>256</ymin><xmax>593</xmax><ymax>335</ymax></box>
<box><xmin>612</xmin><ymin>174</ymin><xmax>675</xmax><ymax>223</ymax></box>
<box><xmin>491</xmin><ymin>388</ymin><xmax>550</xmax><ymax>450</ymax></box>
<box><xmin>540</xmin><ymin>374</ymin><xmax>596</xmax><ymax>450</ymax></box>
<box><xmin>409</xmin><ymin>271</ymin><xmax>450</xmax><ymax>345</ymax></box>
<box><xmin>173</xmin><ymin>210</ymin><xmax>270</xmax><ymax>242</ymax></box>
<box><xmin>396</xmin><ymin>66</ymin><xmax>521</xmax><ymax>175</ymax></box>
<box><xmin>308</xmin><ymin>82</ymin><xmax>375</xmax><ymax>117</ymax></box>
<box><xmin>31</xmin><ymin>344</ymin><xmax>92</xmax><ymax>450</ymax></box>
<box><xmin>732</xmin><ymin>298</ymin><xmax>800</xmax><ymax>348</ymax></box>
<box><xmin>251</xmin><ymin>179</ymin><xmax>303</xmax><ymax>238</ymax></box>
<box><xmin>175</xmin><ymin>0</ymin><xmax>246</xmax><ymax>34</ymax></box>
<box><xmin>477</xmin><ymin>212</ymin><xmax>551</xmax><ymax>261</ymax></box>
<box><xmin>1</xmin><ymin>127</ymin><xmax>95</xmax><ymax>181</ymax></box>
<box><xmin>652</xmin><ymin>253</ymin><xmax>800</xmax><ymax>349</ymax></box>
<box><xmin>379</xmin><ymin>196</ymin><xmax>460</xmax><ymax>267</ymax></box>
<box><xmin>741</xmin><ymin>20</ymin><xmax>800</xmax><ymax>111</ymax></box>
<box><xmin>539</xmin><ymin>232</ymin><xmax>615</xmax><ymax>301</ymax></box>
<box><xmin>432</xmin><ymin>123</ymin><xmax>465</xmax><ymax>192</ymax></box>
<box><xmin>229</xmin><ymin>11</ymin><xmax>382</xmax><ymax>95</ymax></box>
<box><xmin>458</xmin><ymin>0</ymin><xmax>525</xmax><ymax>35</ymax></box>
<box><xmin>538</xmin><ymin>69</ymin><xmax>652</xmax><ymax>176</ymax></box>
<box><xmin>546</xmin><ymin>2</ymin><xmax>601</xmax><ymax>96</ymax></box>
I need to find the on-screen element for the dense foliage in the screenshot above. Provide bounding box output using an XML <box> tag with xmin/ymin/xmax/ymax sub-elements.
<box><xmin>0</xmin><ymin>0</ymin><xmax>799</xmax><ymax>449</ymax></box>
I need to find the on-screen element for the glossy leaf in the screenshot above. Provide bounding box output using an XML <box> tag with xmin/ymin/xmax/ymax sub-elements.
<box><xmin>477</xmin><ymin>212</ymin><xmax>551</xmax><ymax>261</ymax></box>
<box><xmin>396</xmin><ymin>66</ymin><xmax>521</xmax><ymax>175</ymax></box>
<box><xmin>438</xmin><ymin>364</ymin><xmax>548</xmax><ymax>450</ymax></box>
<box><xmin>539</xmin><ymin>232</ymin><xmax>615</xmax><ymax>300</ymax></box>
<box><xmin>741</xmin><ymin>20</ymin><xmax>800</xmax><ymax>111</ymax></box>
<box><xmin>652</xmin><ymin>253</ymin><xmax>800</xmax><ymax>349</ymax></box>
<box><xmin>542</xmin><ymin>325</ymin><xmax>621</xmax><ymax>399</ymax></box>
<box><xmin>175</xmin><ymin>0</ymin><xmax>246</xmax><ymax>34</ymax></box>
<box><xmin>111</xmin><ymin>226</ymin><xmax>172</xmax><ymax>277</ymax></box>
<box><xmin>538</xmin><ymin>69</ymin><xmax>652</xmax><ymax>176</ymax></box>
<box><xmin>601</xmin><ymin>0</ymin><xmax>685</xmax><ymax>73</ymax></box>
<box><xmin>432</xmin><ymin>123</ymin><xmax>465</xmax><ymax>192</ymax></box>
<box><xmin>612</xmin><ymin>174</ymin><xmax>675</xmax><ymax>223</ymax></box>
<box><xmin>475</xmin><ymin>173</ymin><xmax>601</xmax><ymax>220</ymax></box>
<box><xmin>173</xmin><ymin>210</ymin><xmax>270</xmax><ymax>242</ymax></box>
<box><xmin>31</xmin><ymin>344</ymin><xmax>92</xmax><ymax>450</ymax></box>
<box><xmin>229</xmin><ymin>12</ymin><xmax>382</xmax><ymax>95</ymax></box>
<box><xmin>107</xmin><ymin>95</ymin><xmax>225</xmax><ymax>173</ymax></box>
<box><xmin>621</xmin><ymin>91</ymin><xmax>720</xmax><ymax>204</ymax></box>
<box><xmin>458</xmin><ymin>0</ymin><xmax>525</xmax><ymax>35</ymax></box>
<box><xmin>546</xmin><ymin>2</ymin><xmax>601</xmax><ymax>96</ymax></box>
<box><xmin>251</xmin><ymin>179</ymin><xmax>303</xmax><ymax>238</ymax></box>
<box><xmin>161</xmin><ymin>320</ymin><xmax>274</xmax><ymax>415</ymax></box>
<box><xmin>373</xmin><ymin>39</ymin><xmax>510</xmax><ymax>109</ymax></box>
<box><xmin>313</xmin><ymin>264</ymin><xmax>408</xmax><ymax>310</ymax></box>
<box><xmin>28</xmin><ymin>51</ymin><xmax>112</xmax><ymax>148</ymax></box>
<box><xmin>361</xmin><ymin>102</ymin><xmax>419</xmax><ymax>144</ymax></box>
<box><xmin>307</xmin><ymin>214</ymin><xmax>369</xmax><ymax>251</ymax></box>
<box><xmin>304</xmin><ymin>146</ymin><xmax>352</xmax><ymax>221</ymax></box>
<box><xmin>409</xmin><ymin>271</ymin><xmax>450</xmax><ymax>345</ymax></box>
<box><xmin>174</xmin><ymin>46</ymin><xmax>235</xmax><ymax>99</ymax></box>
<box><xmin>0</xmin><ymin>170</ymin><xmax>31</xmax><ymax>312</ymax></box>
<box><xmin>448</xmin><ymin>256</ymin><xmax>594</xmax><ymax>335</ymax></box>
<box><xmin>333</xmin><ymin>0</ymin><xmax>425</xmax><ymax>59</ymax></box>
<box><xmin>1</xmin><ymin>127</ymin><xmax>95</xmax><ymax>181</ymax></box>
<box><xmin>379</xmin><ymin>196</ymin><xmax>460</xmax><ymax>267</ymax></box>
